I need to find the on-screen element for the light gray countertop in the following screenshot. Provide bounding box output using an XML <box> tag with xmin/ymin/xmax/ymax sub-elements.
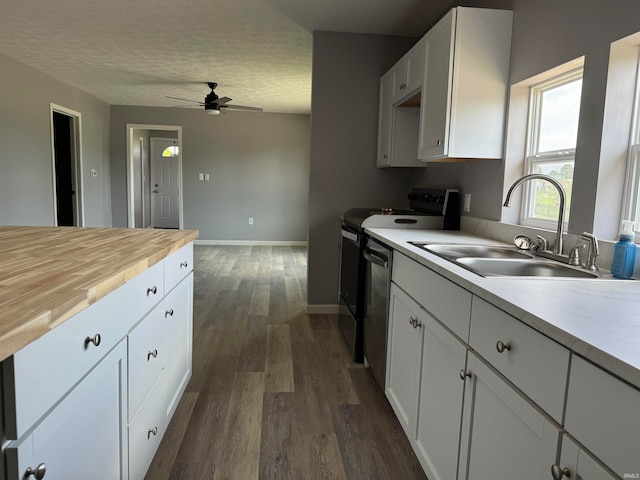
<box><xmin>366</xmin><ymin>228</ymin><xmax>640</xmax><ymax>390</ymax></box>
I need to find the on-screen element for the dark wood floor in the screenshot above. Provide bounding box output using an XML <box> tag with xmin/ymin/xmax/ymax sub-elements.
<box><xmin>145</xmin><ymin>245</ymin><xmax>427</xmax><ymax>480</ymax></box>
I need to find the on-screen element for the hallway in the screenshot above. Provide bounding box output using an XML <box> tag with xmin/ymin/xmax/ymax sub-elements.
<box><xmin>146</xmin><ymin>245</ymin><xmax>426</xmax><ymax>480</ymax></box>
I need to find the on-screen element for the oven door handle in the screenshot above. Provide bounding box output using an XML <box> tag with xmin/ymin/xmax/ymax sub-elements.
<box><xmin>364</xmin><ymin>248</ymin><xmax>388</xmax><ymax>269</ymax></box>
<box><xmin>341</xmin><ymin>228</ymin><xmax>360</xmax><ymax>243</ymax></box>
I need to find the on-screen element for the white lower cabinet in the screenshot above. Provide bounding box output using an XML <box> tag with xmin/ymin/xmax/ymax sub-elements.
<box><xmin>1</xmin><ymin>241</ymin><xmax>194</xmax><ymax>480</ymax></box>
<box><xmin>457</xmin><ymin>352</ymin><xmax>561</xmax><ymax>480</ymax></box>
<box><xmin>6</xmin><ymin>341</ymin><xmax>128</xmax><ymax>480</ymax></box>
<box><xmin>553</xmin><ymin>434</ymin><xmax>618</xmax><ymax>480</ymax></box>
<box><xmin>385</xmin><ymin>284</ymin><xmax>424</xmax><ymax>436</ymax></box>
<box><xmin>163</xmin><ymin>273</ymin><xmax>193</xmax><ymax>423</ymax></box>
<box><xmin>414</xmin><ymin>311</ymin><xmax>467</xmax><ymax>480</ymax></box>
<box><xmin>129</xmin><ymin>374</ymin><xmax>165</xmax><ymax>480</ymax></box>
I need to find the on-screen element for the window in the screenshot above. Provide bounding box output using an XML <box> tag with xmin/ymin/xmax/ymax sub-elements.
<box><xmin>623</xmin><ymin>51</ymin><xmax>640</xmax><ymax>234</ymax></box>
<box><xmin>162</xmin><ymin>145</ymin><xmax>179</xmax><ymax>157</ymax></box>
<box><xmin>522</xmin><ymin>69</ymin><xmax>583</xmax><ymax>227</ymax></box>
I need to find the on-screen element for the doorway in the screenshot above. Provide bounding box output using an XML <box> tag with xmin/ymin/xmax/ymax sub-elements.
<box><xmin>50</xmin><ymin>104</ymin><xmax>83</xmax><ymax>226</ymax></box>
<box><xmin>126</xmin><ymin>124</ymin><xmax>183</xmax><ymax>229</ymax></box>
<box><xmin>150</xmin><ymin>137</ymin><xmax>180</xmax><ymax>229</ymax></box>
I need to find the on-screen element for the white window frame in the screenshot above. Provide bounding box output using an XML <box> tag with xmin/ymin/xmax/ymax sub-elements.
<box><xmin>522</xmin><ymin>68</ymin><xmax>583</xmax><ymax>229</ymax></box>
<box><xmin>622</xmin><ymin>50</ymin><xmax>640</xmax><ymax>236</ymax></box>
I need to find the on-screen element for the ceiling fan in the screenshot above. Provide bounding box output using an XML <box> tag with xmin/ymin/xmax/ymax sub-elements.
<box><xmin>166</xmin><ymin>82</ymin><xmax>263</xmax><ymax>115</ymax></box>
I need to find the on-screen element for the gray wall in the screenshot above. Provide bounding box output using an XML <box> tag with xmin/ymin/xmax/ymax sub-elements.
<box><xmin>0</xmin><ymin>54</ymin><xmax>112</xmax><ymax>227</ymax></box>
<box><xmin>110</xmin><ymin>106</ymin><xmax>310</xmax><ymax>241</ymax></box>
<box><xmin>413</xmin><ymin>0</ymin><xmax>640</xmax><ymax>238</ymax></box>
<box><xmin>307</xmin><ymin>32</ymin><xmax>417</xmax><ymax>306</ymax></box>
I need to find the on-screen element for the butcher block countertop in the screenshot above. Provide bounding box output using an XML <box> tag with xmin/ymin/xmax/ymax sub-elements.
<box><xmin>0</xmin><ymin>226</ymin><xmax>199</xmax><ymax>362</ymax></box>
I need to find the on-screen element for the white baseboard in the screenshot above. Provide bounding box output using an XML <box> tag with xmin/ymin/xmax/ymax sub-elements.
<box><xmin>195</xmin><ymin>240</ymin><xmax>307</xmax><ymax>247</ymax></box>
<box><xmin>306</xmin><ymin>304</ymin><xmax>339</xmax><ymax>315</ymax></box>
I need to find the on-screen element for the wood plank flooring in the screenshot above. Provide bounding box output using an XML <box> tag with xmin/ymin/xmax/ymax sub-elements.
<box><xmin>145</xmin><ymin>246</ymin><xmax>427</xmax><ymax>480</ymax></box>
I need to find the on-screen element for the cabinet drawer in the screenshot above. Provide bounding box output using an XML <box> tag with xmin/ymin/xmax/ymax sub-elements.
<box><xmin>469</xmin><ymin>297</ymin><xmax>569</xmax><ymax>422</ymax></box>
<box><xmin>565</xmin><ymin>356</ymin><xmax>640</xmax><ymax>478</ymax></box>
<box><xmin>126</xmin><ymin>259</ymin><xmax>164</xmax><ymax>322</ymax></box>
<box><xmin>3</xmin><ymin>285</ymin><xmax>131</xmax><ymax>439</ymax></box>
<box><xmin>128</xmin><ymin>304</ymin><xmax>165</xmax><ymax>421</ymax></box>
<box><xmin>164</xmin><ymin>242</ymin><xmax>193</xmax><ymax>293</ymax></box>
<box><xmin>129</xmin><ymin>373</ymin><xmax>165</xmax><ymax>480</ymax></box>
<box><xmin>392</xmin><ymin>253</ymin><xmax>472</xmax><ymax>341</ymax></box>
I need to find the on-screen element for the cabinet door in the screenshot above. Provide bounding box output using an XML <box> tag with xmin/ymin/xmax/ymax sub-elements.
<box><xmin>385</xmin><ymin>283</ymin><xmax>424</xmax><ymax>437</ymax></box>
<box><xmin>391</xmin><ymin>57</ymin><xmax>408</xmax><ymax>104</ymax></box>
<box><xmin>457</xmin><ymin>352</ymin><xmax>560</xmax><ymax>480</ymax></box>
<box><xmin>418</xmin><ymin>9</ymin><xmax>454</xmax><ymax>160</ymax></box>
<box><xmin>414</xmin><ymin>313</ymin><xmax>467</xmax><ymax>480</ymax></box>
<box><xmin>377</xmin><ymin>71</ymin><xmax>393</xmax><ymax>167</ymax></box>
<box><xmin>163</xmin><ymin>273</ymin><xmax>193</xmax><ymax>423</ymax></box>
<box><xmin>553</xmin><ymin>434</ymin><xmax>618</xmax><ymax>480</ymax></box>
<box><xmin>6</xmin><ymin>342</ymin><xmax>127</xmax><ymax>480</ymax></box>
<box><xmin>405</xmin><ymin>37</ymin><xmax>426</xmax><ymax>95</ymax></box>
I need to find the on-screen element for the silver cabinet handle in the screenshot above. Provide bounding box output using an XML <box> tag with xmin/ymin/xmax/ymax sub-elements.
<box><xmin>180</xmin><ymin>261</ymin><xmax>188</xmax><ymax>268</ymax></box>
<box><xmin>84</xmin><ymin>333</ymin><xmax>101</xmax><ymax>348</ymax></box>
<box><xmin>165</xmin><ymin>309</ymin><xmax>174</xmax><ymax>318</ymax></box>
<box><xmin>409</xmin><ymin>317</ymin><xmax>422</xmax><ymax>329</ymax></box>
<box><xmin>383</xmin><ymin>154</ymin><xmax>389</xmax><ymax>159</ymax></box>
<box><xmin>496</xmin><ymin>340</ymin><xmax>511</xmax><ymax>353</ymax></box>
<box><xmin>436</xmin><ymin>140</ymin><xmax>442</xmax><ymax>146</ymax></box>
<box><xmin>147</xmin><ymin>426</ymin><xmax>158</xmax><ymax>439</ymax></box>
<box><xmin>25</xmin><ymin>464</ymin><xmax>47</xmax><ymax>479</ymax></box>
<box><xmin>146</xmin><ymin>285</ymin><xmax>158</xmax><ymax>296</ymax></box>
<box><xmin>147</xmin><ymin>349</ymin><xmax>158</xmax><ymax>361</ymax></box>
<box><xmin>459</xmin><ymin>370</ymin><xmax>472</xmax><ymax>380</ymax></box>
<box><xmin>551</xmin><ymin>464</ymin><xmax>571</xmax><ymax>479</ymax></box>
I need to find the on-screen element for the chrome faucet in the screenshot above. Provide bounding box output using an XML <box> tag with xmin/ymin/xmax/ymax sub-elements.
<box><xmin>503</xmin><ymin>174</ymin><xmax>566</xmax><ymax>256</ymax></box>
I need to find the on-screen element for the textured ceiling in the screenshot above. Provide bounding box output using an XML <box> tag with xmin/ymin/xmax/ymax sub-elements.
<box><xmin>0</xmin><ymin>0</ymin><xmax>453</xmax><ymax>114</ymax></box>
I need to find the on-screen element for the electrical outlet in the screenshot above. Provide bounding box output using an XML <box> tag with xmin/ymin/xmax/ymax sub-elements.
<box><xmin>205</xmin><ymin>173</ymin><xmax>210</xmax><ymax>181</ymax></box>
<box><xmin>198</xmin><ymin>173</ymin><xmax>204</xmax><ymax>181</ymax></box>
<box><xmin>90</xmin><ymin>169</ymin><xmax>97</xmax><ymax>177</ymax></box>
<box><xmin>249</xmin><ymin>217</ymin><xmax>254</xmax><ymax>225</ymax></box>
<box><xmin>464</xmin><ymin>194</ymin><xmax>471</xmax><ymax>213</ymax></box>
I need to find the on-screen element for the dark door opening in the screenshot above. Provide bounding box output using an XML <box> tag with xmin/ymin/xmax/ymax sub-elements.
<box><xmin>53</xmin><ymin>111</ymin><xmax>75</xmax><ymax>226</ymax></box>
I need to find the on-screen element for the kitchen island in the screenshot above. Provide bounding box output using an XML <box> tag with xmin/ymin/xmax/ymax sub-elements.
<box><xmin>367</xmin><ymin>227</ymin><xmax>640</xmax><ymax>480</ymax></box>
<box><xmin>0</xmin><ymin>226</ymin><xmax>198</xmax><ymax>480</ymax></box>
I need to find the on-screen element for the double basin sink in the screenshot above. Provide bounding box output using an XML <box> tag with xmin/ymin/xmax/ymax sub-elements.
<box><xmin>410</xmin><ymin>243</ymin><xmax>599</xmax><ymax>279</ymax></box>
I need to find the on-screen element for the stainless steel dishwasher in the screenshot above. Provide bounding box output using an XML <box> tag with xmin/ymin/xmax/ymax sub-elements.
<box><xmin>363</xmin><ymin>237</ymin><xmax>393</xmax><ymax>390</ymax></box>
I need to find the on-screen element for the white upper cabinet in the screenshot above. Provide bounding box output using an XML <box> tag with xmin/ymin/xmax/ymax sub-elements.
<box><xmin>377</xmin><ymin>38</ymin><xmax>426</xmax><ymax>168</ymax></box>
<box><xmin>417</xmin><ymin>7</ymin><xmax>513</xmax><ymax>161</ymax></box>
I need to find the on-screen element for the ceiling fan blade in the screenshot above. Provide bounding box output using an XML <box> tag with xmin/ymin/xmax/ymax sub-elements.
<box><xmin>223</xmin><ymin>104</ymin><xmax>263</xmax><ymax>112</ymax></box>
<box><xmin>172</xmin><ymin>104</ymin><xmax>202</xmax><ymax>108</ymax></box>
<box><xmin>213</xmin><ymin>96</ymin><xmax>232</xmax><ymax>105</ymax></box>
<box><xmin>165</xmin><ymin>95</ymin><xmax>203</xmax><ymax>104</ymax></box>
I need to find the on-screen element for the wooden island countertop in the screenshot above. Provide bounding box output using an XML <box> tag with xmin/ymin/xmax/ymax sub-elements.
<box><xmin>0</xmin><ymin>226</ymin><xmax>199</xmax><ymax>362</ymax></box>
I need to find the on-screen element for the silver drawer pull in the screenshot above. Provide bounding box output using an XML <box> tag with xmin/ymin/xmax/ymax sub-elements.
<box><xmin>496</xmin><ymin>340</ymin><xmax>512</xmax><ymax>353</ymax></box>
<box><xmin>180</xmin><ymin>261</ymin><xmax>188</xmax><ymax>268</ymax></box>
<box><xmin>165</xmin><ymin>308</ymin><xmax>174</xmax><ymax>318</ymax></box>
<box><xmin>84</xmin><ymin>334</ymin><xmax>101</xmax><ymax>348</ymax></box>
<box><xmin>146</xmin><ymin>285</ymin><xmax>158</xmax><ymax>296</ymax></box>
<box><xmin>409</xmin><ymin>317</ymin><xmax>422</xmax><ymax>329</ymax></box>
<box><xmin>147</xmin><ymin>349</ymin><xmax>158</xmax><ymax>360</ymax></box>
<box><xmin>147</xmin><ymin>426</ymin><xmax>158</xmax><ymax>439</ymax></box>
<box><xmin>459</xmin><ymin>370</ymin><xmax>472</xmax><ymax>380</ymax></box>
<box><xmin>551</xmin><ymin>464</ymin><xmax>571</xmax><ymax>479</ymax></box>
<box><xmin>25</xmin><ymin>463</ymin><xmax>47</xmax><ymax>479</ymax></box>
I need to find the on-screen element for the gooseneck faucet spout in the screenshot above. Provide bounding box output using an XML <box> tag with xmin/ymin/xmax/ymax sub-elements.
<box><xmin>503</xmin><ymin>174</ymin><xmax>566</xmax><ymax>255</ymax></box>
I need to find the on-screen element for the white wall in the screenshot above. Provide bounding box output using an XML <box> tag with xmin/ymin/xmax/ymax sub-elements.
<box><xmin>110</xmin><ymin>106</ymin><xmax>310</xmax><ymax>242</ymax></box>
<box><xmin>0</xmin><ymin>54</ymin><xmax>112</xmax><ymax>227</ymax></box>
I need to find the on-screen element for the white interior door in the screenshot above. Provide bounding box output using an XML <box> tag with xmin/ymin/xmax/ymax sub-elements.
<box><xmin>150</xmin><ymin>138</ymin><xmax>180</xmax><ymax>229</ymax></box>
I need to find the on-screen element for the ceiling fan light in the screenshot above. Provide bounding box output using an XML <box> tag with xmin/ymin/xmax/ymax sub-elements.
<box><xmin>206</xmin><ymin>108</ymin><xmax>220</xmax><ymax>115</ymax></box>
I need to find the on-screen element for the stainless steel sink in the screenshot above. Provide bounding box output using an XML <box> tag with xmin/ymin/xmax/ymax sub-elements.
<box><xmin>456</xmin><ymin>258</ymin><xmax>599</xmax><ymax>279</ymax></box>
<box><xmin>415</xmin><ymin>243</ymin><xmax>532</xmax><ymax>260</ymax></box>
<box><xmin>411</xmin><ymin>242</ymin><xmax>602</xmax><ymax>279</ymax></box>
